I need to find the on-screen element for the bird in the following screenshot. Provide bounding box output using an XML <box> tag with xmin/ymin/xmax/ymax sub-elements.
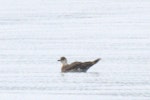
<box><xmin>58</xmin><ymin>57</ymin><xmax>101</xmax><ymax>73</ymax></box>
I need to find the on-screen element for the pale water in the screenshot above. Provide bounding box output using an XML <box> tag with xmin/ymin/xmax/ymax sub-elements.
<box><xmin>0</xmin><ymin>0</ymin><xmax>150</xmax><ymax>100</ymax></box>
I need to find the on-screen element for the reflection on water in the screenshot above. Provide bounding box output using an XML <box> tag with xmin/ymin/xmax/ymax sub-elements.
<box><xmin>0</xmin><ymin>72</ymin><xmax>150</xmax><ymax>97</ymax></box>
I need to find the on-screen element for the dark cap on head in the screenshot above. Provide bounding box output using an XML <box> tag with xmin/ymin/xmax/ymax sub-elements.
<box><xmin>58</xmin><ymin>57</ymin><xmax>66</xmax><ymax>61</ymax></box>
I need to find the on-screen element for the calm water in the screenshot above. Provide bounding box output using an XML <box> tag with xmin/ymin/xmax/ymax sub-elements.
<box><xmin>0</xmin><ymin>0</ymin><xmax>150</xmax><ymax>99</ymax></box>
<box><xmin>0</xmin><ymin>72</ymin><xmax>150</xmax><ymax>100</ymax></box>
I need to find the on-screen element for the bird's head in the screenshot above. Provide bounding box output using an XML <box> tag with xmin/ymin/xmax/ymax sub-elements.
<box><xmin>58</xmin><ymin>57</ymin><xmax>68</xmax><ymax>65</ymax></box>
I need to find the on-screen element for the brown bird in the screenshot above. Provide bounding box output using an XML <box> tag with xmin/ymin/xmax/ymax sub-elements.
<box><xmin>58</xmin><ymin>57</ymin><xmax>101</xmax><ymax>72</ymax></box>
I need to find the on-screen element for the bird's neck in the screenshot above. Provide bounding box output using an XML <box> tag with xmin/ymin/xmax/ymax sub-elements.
<box><xmin>61</xmin><ymin>60</ymin><xmax>68</xmax><ymax>66</ymax></box>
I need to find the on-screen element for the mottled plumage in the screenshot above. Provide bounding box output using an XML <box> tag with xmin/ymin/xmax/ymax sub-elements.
<box><xmin>58</xmin><ymin>57</ymin><xmax>101</xmax><ymax>72</ymax></box>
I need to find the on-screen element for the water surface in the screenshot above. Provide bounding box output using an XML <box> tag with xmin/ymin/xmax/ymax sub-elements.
<box><xmin>0</xmin><ymin>0</ymin><xmax>150</xmax><ymax>99</ymax></box>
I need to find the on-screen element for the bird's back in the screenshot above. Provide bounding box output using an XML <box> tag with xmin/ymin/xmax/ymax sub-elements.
<box><xmin>61</xmin><ymin>62</ymin><xmax>82</xmax><ymax>72</ymax></box>
<box><xmin>61</xmin><ymin>61</ymin><xmax>97</xmax><ymax>72</ymax></box>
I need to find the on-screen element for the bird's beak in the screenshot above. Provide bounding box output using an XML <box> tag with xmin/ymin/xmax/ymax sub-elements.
<box><xmin>58</xmin><ymin>60</ymin><xmax>61</xmax><ymax>61</ymax></box>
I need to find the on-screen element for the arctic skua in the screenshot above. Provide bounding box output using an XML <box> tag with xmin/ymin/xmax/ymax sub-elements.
<box><xmin>58</xmin><ymin>57</ymin><xmax>101</xmax><ymax>72</ymax></box>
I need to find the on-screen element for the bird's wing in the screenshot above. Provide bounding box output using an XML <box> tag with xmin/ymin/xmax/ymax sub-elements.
<box><xmin>80</xmin><ymin>61</ymin><xmax>93</xmax><ymax>69</ymax></box>
<box><xmin>69</xmin><ymin>61</ymin><xmax>93</xmax><ymax>69</ymax></box>
<box><xmin>64</xmin><ymin>62</ymin><xmax>82</xmax><ymax>71</ymax></box>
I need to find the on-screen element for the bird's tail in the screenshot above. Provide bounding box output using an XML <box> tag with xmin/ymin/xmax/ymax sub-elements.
<box><xmin>93</xmin><ymin>58</ymin><xmax>101</xmax><ymax>64</ymax></box>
